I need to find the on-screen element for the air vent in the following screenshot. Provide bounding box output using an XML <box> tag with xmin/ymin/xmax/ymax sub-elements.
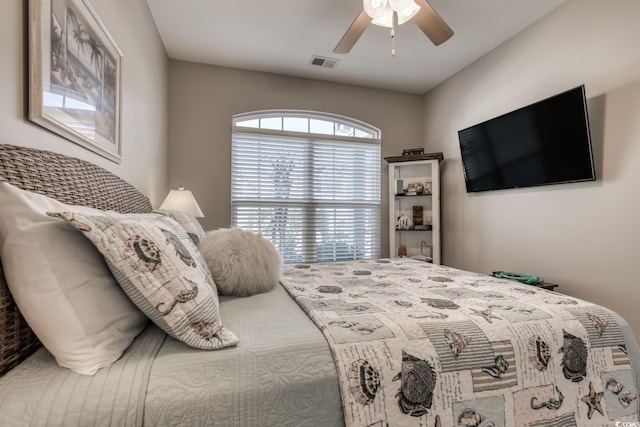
<box><xmin>310</xmin><ymin>55</ymin><xmax>340</xmax><ymax>69</ymax></box>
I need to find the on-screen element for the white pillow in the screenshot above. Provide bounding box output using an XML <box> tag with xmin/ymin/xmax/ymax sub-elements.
<box><xmin>0</xmin><ymin>182</ymin><xmax>148</xmax><ymax>375</ymax></box>
<box><xmin>199</xmin><ymin>228</ymin><xmax>283</xmax><ymax>297</ymax></box>
<box><xmin>52</xmin><ymin>210</ymin><xmax>239</xmax><ymax>350</ymax></box>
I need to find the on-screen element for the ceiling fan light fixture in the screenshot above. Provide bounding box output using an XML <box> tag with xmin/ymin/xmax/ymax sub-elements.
<box><xmin>370</xmin><ymin>3</ymin><xmax>394</xmax><ymax>28</ymax></box>
<box><xmin>363</xmin><ymin>0</ymin><xmax>387</xmax><ymax>20</ymax></box>
<box><xmin>390</xmin><ymin>0</ymin><xmax>421</xmax><ymax>25</ymax></box>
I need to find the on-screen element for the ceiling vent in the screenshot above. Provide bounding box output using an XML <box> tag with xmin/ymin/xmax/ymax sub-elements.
<box><xmin>310</xmin><ymin>55</ymin><xmax>340</xmax><ymax>69</ymax></box>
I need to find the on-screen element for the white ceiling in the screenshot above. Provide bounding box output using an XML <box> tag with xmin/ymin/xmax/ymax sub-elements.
<box><xmin>146</xmin><ymin>0</ymin><xmax>567</xmax><ymax>94</ymax></box>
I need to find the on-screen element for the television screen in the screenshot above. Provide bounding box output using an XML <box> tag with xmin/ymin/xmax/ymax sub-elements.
<box><xmin>457</xmin><ymin>85</ymin><xmax>595</xmax><ymax>193</ymax></box>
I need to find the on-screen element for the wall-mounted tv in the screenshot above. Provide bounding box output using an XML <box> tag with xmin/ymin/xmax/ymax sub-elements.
<box><xmin>457</xmin><ymin>85</ymin><xmax>595</xmax><ymax>193</ymax></box>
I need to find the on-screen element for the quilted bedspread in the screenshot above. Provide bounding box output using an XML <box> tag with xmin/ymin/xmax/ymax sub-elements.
<box><xmin>280</xmin><ymin>258</ymin><xmax>640</xmax><ymax>427</ymax></box>
<box><xmin>0</xmin><ymin>324</ymin><xmax>166</xmax><ymax>426</ymax></box>
<box><xmin>0</xmin><ymin>284</ymin><xmax>343</xmax><ymax>426</ymax></box>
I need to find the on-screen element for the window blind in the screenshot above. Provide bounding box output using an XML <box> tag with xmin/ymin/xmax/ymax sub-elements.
<box><xmin>231</xmin><ymin>133</ymin><xmax>381</xmax><ymax>263</ymax></box>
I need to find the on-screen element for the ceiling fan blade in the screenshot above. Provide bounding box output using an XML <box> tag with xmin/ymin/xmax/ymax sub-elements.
<box><xmin>413</xmin><ymin>0</ymin><xmax>454</xmax><ymax>46</ymax></box>
<box><xmin>333</xmin><ymin>9</ymin><xmax>372</xmax><ymax>54</ymax></box>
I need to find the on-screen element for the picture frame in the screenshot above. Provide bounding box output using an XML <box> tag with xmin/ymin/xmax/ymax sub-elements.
<box><xmin>29</xmin><ymin>0</ymin><xmax>123</xmax><ymax>163</ymax></box>
<box><xmin>424</xmin><ymin>181</ymin><xmax>432</xmax><ymax>195</ymax></box>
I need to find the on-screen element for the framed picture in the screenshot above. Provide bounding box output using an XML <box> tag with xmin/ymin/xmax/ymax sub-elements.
<box><xmin>29</xmin><ymin>0</ymin><xmax>123</xmax><ymax>163</ymax></box>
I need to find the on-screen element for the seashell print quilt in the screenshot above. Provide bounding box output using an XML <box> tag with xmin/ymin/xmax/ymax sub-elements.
<box><xmin>280</xmin><ymin>258</ymin><xmax>640</xmax><ymax>427</ymax></box>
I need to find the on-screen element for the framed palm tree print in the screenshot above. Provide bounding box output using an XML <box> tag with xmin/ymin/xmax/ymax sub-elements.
<box><xmin>29</xmin><ymin>0</ymin><xmax>123</xmax><ymax>163</ymax></box>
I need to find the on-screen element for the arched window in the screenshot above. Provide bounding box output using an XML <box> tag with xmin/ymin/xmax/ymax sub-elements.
<box><xmin>232</xmin><ymin>110</ymin><xmax>381</xmax><ymax>263</ymax></box>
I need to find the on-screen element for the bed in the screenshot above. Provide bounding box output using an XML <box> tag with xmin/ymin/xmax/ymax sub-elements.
<box><xmin>0</xmin><ymin>144</ymin><xmax>638</xmax><ymax>426</ymax></box>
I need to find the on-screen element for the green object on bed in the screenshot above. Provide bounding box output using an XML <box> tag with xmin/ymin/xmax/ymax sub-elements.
<box><xmin>493</xmin><ymin>270</ymin><xmax>543</xmax><ymax>285</ymax></box>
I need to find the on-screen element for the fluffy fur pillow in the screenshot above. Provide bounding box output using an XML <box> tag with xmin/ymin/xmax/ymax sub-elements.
<box><xmin>199</xmin><ymin>228</ymin><xmax>283</xmax><ymax>297</ymax></box>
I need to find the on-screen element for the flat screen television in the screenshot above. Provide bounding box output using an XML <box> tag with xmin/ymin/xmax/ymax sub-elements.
<box><xmin>457</xmin><ymin>85</ymin><xmax>595</xmax><ymax>193</ymax></box>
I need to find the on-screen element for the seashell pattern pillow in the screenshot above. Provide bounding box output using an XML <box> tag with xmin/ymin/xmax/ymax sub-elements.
<box><xmin>154</xmin><ymin>209</ymin><xmax>206</xmax><ymax>246</ymax></box>
<box><xmin>50</xmin><ymin>210</ymin><xmax>238</xmax><ymax>350</ymax></box>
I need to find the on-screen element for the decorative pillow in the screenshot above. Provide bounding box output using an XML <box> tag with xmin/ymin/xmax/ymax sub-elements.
<box><xmin>51</xmin><ymin>210</ymin><xmax>238</xmax><ymax>350</ymax></box>
<box><xmin>0</xmin><ymin>182</ymin><xmax>148</xmax><ymax>375</ymax></box>
<box><xmin>199</xmin><ymin>228</ymin><xmax>283</xmax><ymax>297</ymax></box>
<box><xmin>155</xmin><ymin>209</ymin><xmax>206</xmax><ymax>245</ymax></box>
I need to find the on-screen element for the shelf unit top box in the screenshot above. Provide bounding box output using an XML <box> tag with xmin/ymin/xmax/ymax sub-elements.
<box><xmin>384</xmin><ymin>152</ymin><xmax>444</xmax><ymax>163</ymax></box>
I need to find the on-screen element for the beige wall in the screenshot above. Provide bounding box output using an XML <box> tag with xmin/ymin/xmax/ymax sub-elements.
<box><xmin>422</xmin><ymin>0</ymin><xmax>640</xmax><ymax>340</ymax></box>
<box><xmin>168</xmin><ymin>61</ymin><xmax>424</xmax><ymax>254</ymax></box>
<box><xmin>0</xmin><ymin>0</ymin><xmax>168</xmax><ymax>204</ymax></box>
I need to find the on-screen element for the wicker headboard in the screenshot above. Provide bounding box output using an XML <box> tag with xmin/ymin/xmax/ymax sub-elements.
<box><xmin>0</xmin><ymin>144</ymin><xmax>153</xmax><ymax>376</ymax></box>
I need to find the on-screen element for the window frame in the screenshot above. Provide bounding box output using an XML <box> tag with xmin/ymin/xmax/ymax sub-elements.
<box><xmin>233</xmin><ymin>110</ymin><xmax>380</xmax><ymax>142</ymax></box>
<box><xmin>231</xmin><ymin>110</ymin><xmax>382</xmax><ymax>264</ymax></box>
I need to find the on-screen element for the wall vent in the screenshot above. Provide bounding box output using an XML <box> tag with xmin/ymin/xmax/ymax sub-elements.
<box><xmin>310</xmin><ymin>55</ymin><xmax>340</xmax><ymax>69</ymax></box>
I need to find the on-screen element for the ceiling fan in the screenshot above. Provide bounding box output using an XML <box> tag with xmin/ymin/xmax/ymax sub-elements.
<box><xmin>334</xmin><ymin>0</ymin><xmax>454</xmax><ymax>54</ymax></box>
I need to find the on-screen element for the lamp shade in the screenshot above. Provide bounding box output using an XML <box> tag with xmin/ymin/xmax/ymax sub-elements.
<box><xmin>364</xmin><ymin>0</ymin><xmax>421</xmax><ymax>28</ymax></box>
<box><xmin>371</xmin><ymin>3</ymin><xmax>394</xmax><ymax>28</ymax></box>
<box><xmin>390</xmin><ymin>0</ymin><xmax>420</xmax><ymax>25</ymax></box>
<box><xmin>363</xmin><ymin>0</ymin><xmax>387</xmax><ymax>19</ymax></box>
<box><xmin>159</xmin><ymin>186</ymin><xmax>204</xmax><ymax>217</ymax></box>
